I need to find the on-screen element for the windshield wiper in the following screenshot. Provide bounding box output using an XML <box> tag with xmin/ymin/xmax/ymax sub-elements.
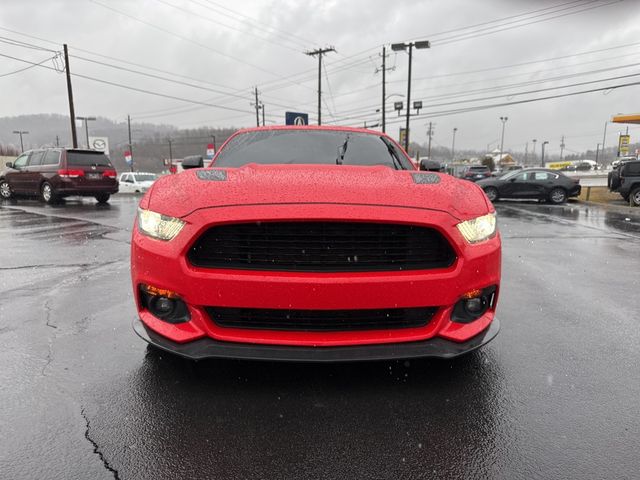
<box><xmin>336</xmin><ymin>134</ymin><xmax>350</xmax><ymax>165</ymax></box>
<box><xmin>380</xmin><ymin>137</ymin><xmax>404</xmax><ymax>170</ymax></box>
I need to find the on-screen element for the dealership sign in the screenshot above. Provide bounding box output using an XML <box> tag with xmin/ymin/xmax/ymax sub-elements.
<box><xmin>89</xmin><ymin>136</ymin><xmax>110</xmax><ymax>155</ymax></box>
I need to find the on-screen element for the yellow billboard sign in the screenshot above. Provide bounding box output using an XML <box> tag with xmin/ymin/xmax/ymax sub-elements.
<box><xmin>619</xmin><ymin>134</ymin><xmax>631</xmax><ymax>156</ymax></box>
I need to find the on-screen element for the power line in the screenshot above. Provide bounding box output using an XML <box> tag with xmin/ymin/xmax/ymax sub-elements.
<box><xmin>340</xmin><ymin>80</ymin><xmax>640</xmax><ymax>127</ymax></box>
<box><xmin>0</xmin><ymin>54</ymin><xmax>55</xmax><ymax>78</ymax></box>
<box><xmin>87</xmin><ymin>0</ymin><xmax>305</xmax><ymax>84</ymax></box>
<box><xmin>0</xmin><ymin>51</ymin><xmax>257</xmax><ymax>115</ymax></box>
<box><xmin>189</xmin><ymin>0</ymin><xmax>309</xmax><ymax>48</ymax></box>
<box><xmin>153</xmin><ymin>0</ymin><xmax>303</xmax><ymax>52</ymax></box>
<box><xmin>429</xmin><ymin>0</ymin><xmax>612</xmax><ymax>46</ymax></box>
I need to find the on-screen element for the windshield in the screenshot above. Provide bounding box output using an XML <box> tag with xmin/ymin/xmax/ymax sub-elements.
<box><xmin>213</xmin><ymin>130</ymin><xmax>413</xmax><ymax>170</ymax></box>
<box><xmin>66</xmin><ymin>151</ymin><xmax>112</xmax><ymax>167</ymax></box>
<box><xmin>134</xmin><ymin>174</ymin><xmax>157</xmax><ymax>182</ymax></box>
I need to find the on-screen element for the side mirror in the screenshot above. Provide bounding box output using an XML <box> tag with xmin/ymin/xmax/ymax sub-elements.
<box><xmin>419</xmin><ymin>159</ymin><xmax>441</xmax><ymax>172</ymax></box>
<box><xmin>5</xmin><ymin>162</ymin><xmax>13</xmax><ymax>168</ymax></box>
<box><xmin>182</xmin><ymin>155</ymin><xmax>204</xmax><ymax>170</ymax></box>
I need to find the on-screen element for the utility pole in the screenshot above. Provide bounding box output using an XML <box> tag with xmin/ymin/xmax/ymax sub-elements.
<box><xmin>427</xmin><ymin>122</ymin><xmax>434</xmax><ymax>160</ymax></box>
<box><xmin>560</xmin><ymin>135</ymin><xmax>565</xmax><ymax>160</ymax></box>
<box><xmin>524</xmin><ymin>142</ymin><xmax>529</xmax><ymax>165</ymax></box>
<box><xmin>377</xmin><ymin>46</ymin><xmax>394</xmax><ymax>133</ymax></box>
<box><xmin>595</xmin><ymin>143</ymin><xmax>601</xmax><ymax>164</ymax></box>
<box><xmin>168</xmin><ymin>138</ymin><xmax>173</xmax><ymax>167</ymax></box>
<box><xmin>63</xmin><ymin>44</ymin><xmax>78</xmax><ymax>148</ymax></box>
<box><xmin>532</xmin><ymin>139</ymin><xmax>537</xmax><ymax>162</ymax></box>
<box><xmin>210</xmin><ymin>134</ymin><xmax>217</xmax><ymax>151</ymax></box>
<box><xmin>12</xmin><ymin>131</ymin><xmax>28</xmax><ymax>152</ymax></box>
<box><xmin>252</xmin><ymin>87</ymin><xmax>261</xmax><ymax>127</ymax></box>
<box><xmin>55</xmin><ymin>135</ymin><xmax>60</xmax><ymax>147</ymax></box>
<box><xmin>127</xmin><ymin>114</ymin><xmax>134</xmax><ymax>172</ymax></box>
<box><xmin>261</xmin><ymin>103</ymin><xmax>265</xmax><ymax>126</ymax></box>
<box><xmin>451</xmin><ymin>127</ymin><xmax>458</xmax><ymax>161</ymax></box>
<box><xmin>305</xmin><ymin>46</ymin><xmax>336</xmax><ymax>126</ymax></box>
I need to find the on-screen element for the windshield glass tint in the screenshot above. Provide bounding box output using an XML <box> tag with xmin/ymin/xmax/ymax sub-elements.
<box><xmin>134</xmin><ymin>174</ymin><xmax>157</xmax><ymax>182</ymax></box>
<box><xmin>67</xmin><ymin>151</ymin><xmax>112</xmax><ymax>166</ymax></box>
<box><xmin>214</xmin><ymin>130</ymin><xmax>411</xmax><ymax>169</ymax></box>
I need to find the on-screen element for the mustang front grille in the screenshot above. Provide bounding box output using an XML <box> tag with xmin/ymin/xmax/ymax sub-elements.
<box><xmin>205</xmin><ymin>306</ymin><xmax>438</xmax><ymax>332</ymax></box>
<box><xmin>188</xmin><ymin>221</ymin><xmax>456</xmax><ymax>272</ymax></box>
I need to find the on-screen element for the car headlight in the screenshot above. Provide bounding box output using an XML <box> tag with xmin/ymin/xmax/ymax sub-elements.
<box><xmin>137</xmin><ymin>208</ymin><xmax>185</xmax><ymax>241</ymax></box>
<box><xmin>456</xmin><ymin>213</ymin><xmax>497</xmax><ymax>244</ymax></box>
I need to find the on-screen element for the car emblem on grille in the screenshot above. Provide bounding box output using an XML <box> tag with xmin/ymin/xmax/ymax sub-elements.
<box><xmin>91</xmin><ymin>165</ymin><xmax>96</xmax><ymax>170</ymax></box>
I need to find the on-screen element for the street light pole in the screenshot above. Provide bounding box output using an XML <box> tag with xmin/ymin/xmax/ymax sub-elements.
<box><xmin>541</xmin><ymin>141</ymin><xmax>549</xmax><ymax>167</ymax></box>
<box><xmin>451</xmin><ymin>127</ymin><xmax>458</xmax><ymax>161</ymax></box>
<box><xmin>532</xmin><ymin>139</ymin><xmax>537</xmax><ymax>163</ymax></box>
<box><xmin>595</xmin><ymin>143</ymin><xmax>601</xmax><ymax>164</ymax></box>
<box><xmin>391</xmin><ymin>39</ymin><xmax>430</xmax><ymax>152</ymax></box>
<box><xmin>601</xmin><ymin>120</ymin><xmax>608</xmax><ymax>166</ymax></box>
<box><xmin>127</xmin><ymin>114</ymin><xmax>134</xmax><ymax>172</ymax></box>
<box><xmin>12</xmin><ymin>130</ymin><xmax>28</xmax><ymax>152</ymax></box>
<box><xmin>499</xmin><ymin>116</ymin><xmax>508</xmax><ymax>165</ymax></box>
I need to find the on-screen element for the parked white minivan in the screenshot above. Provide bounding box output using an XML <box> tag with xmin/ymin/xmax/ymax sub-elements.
<box><xmin>118</xmin><ymin>172</ymin><xmax>157</xmax><ymax>193</ymax></box>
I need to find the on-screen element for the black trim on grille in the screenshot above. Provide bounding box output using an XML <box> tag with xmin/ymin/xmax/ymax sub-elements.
<box><xmin>205</xmin><ymin>306</ymin><xmax>438</xmax><ymax>332</ymax></box>
<box><xmin>188</xmin><ymin>221</ymin><xmax>456</xmax><ymax>272</ymax></box>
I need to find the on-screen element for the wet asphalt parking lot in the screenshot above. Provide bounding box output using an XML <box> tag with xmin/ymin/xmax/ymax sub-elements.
<box><xmin>1</xmin><ymin>196</ymin><xmax>639</xmax><ymax>480</ymax></box>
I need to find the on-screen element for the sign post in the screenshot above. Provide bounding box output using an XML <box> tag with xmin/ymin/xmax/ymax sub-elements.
<box><xmin>206</xmin><ymin>143</ymin><xmax>215</xmax><ymax>159</ymax></box>
<box><xmin>124</xmin><ymin>150</ymin><xmax>132</xmax><ymax>168</ymax></box>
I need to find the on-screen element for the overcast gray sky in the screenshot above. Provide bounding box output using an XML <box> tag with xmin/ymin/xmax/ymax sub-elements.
<box><xmin>1</xmin><ymin>0</ymin><xmax>640</xmax><ymax>155</ymax></box>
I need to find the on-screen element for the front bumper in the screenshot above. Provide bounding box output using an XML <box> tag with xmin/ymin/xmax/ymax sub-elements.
<box><xmin>131</xmin><ymin>203</ymin><xmax>501</xmax><ymax>350</ymax></box>
<box><xmin>134</xmin><ymin>316</ymin><xmax>500</xmax><ymax>362</ymax></box>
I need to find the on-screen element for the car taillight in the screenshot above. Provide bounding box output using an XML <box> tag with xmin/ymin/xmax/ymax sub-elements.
<box><xmin>103</xmin><ymin>170</ymin><xmax>117</xmax><ymax>178</ymax></box>
<box><xmin>57</xmin><ymin>169</ymin><xmax>85</xmax><ymax>178</ymax></box>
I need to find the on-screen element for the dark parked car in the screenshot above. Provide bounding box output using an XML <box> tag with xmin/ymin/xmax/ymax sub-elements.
<box><xmin>617</xmin><ymin>160</ymin><xmax>640</xmax><ymax>206</ymax></box>
<box><xmin>477</xmin><ymin>168</ymin><xmax>581</xmax><ymax>204</ymax></box>
<box><xmin>608</xmin><ymin>157</ymin><xmax>637</xmax><ymax>201</ymax></box>
<box><xmin>0</xmin><ymin>148</ymin><xmax>118</xmax><ymax>204</ymax></box>
<box><xmin>462</xmin><ymin>165</ymin><xmax>492</xmax><ymax>181</ymax></box>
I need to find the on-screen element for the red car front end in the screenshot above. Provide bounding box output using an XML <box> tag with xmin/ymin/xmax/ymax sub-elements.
<box><xmin>131</xmin><ymin>127</ymin><xmax>501</xmax><ymax>361</ymax></box>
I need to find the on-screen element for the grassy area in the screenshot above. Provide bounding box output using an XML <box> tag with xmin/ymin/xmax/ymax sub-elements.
<box><xmin>578</xmin><ymin>186</ymin><xmax>625</xmax><ymax>204</ymax></box>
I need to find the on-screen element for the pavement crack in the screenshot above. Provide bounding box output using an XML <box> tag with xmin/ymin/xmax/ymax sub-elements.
<box><xmin>81</xmin><ymin>408</ymin><xmax>121</xmax><ymax>480</ymax></box>
<box><xmin>44</xmin><ymin>300</ymin><xmax>57</xmax><ymax>329</ymax></box>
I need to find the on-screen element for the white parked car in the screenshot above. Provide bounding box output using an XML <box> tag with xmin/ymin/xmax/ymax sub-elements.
<box><xmin>118</xmin><ymin>172</ymin><xmax>157</xmax><ymax>193</ymax></box>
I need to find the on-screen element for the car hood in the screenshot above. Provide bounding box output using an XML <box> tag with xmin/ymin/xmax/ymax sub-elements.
<box><xmin>146</xmin><ymin>164</ymin><xmax>491</xmax><ymax>221</ymax></box>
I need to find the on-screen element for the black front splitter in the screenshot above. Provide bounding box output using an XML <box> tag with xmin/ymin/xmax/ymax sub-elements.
<box><xmin>133</xmin><ymin>317</ymin><xmax>500</xmax><ymax>363</ymax></box>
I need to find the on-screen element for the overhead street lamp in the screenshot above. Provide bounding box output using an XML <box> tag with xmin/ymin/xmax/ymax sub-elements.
<box><xmin>12</xmin><ymin>130</ymin><xmax>29</xmax><ymax>153</ymax></box>
<box><xmin>498</xmin><ymin>116</ymin><xmax>508</xmax><ymax>164</ymax></box>
<box><xmin>76</xmin><ymin>116</ymin><xmax>96</xmax><ymax>149</ymax></box>
<box><xmin>451</xmin><ymin>127</ymin><xmax>458</xmax><ymax>161</ymax></box>
<box><xmin>391</xmin><ymin>39</ymin><xmax>430</xmax><ymax>152</ymax></box>
<box><xmin>381</xmin><ymin>93</ymin><xmax>404</xmax><ymax>133</ymax></box>
<box><xmin>541</xmin><ymin>140</ymin><xmax>549</xmax><ymax>167</ymax></box>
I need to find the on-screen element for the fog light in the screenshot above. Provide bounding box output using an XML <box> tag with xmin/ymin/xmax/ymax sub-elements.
<box><xmin>464</xmin><ymin>297</ymin><xmax>485</xmax><ymax>314</ymax></box>
<box><xmin>152</xmin><ymin>296</ymin><xmax>175</xmax><ymax>315</ymax></box>
<box><xmin>139</xmin><ymin>284</ymin><xmax>190</xmax><ymax>324</ymax></box>
<box><xmin>451</xmin><ymin>285</ymin><xmax>497</xmax><ymax>324</ymax></box>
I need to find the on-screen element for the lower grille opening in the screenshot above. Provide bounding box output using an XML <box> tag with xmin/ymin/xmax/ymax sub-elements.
<box><xmin>205</xmin><ymin>306</ymin><xmax>438</xmax><ymax>332</ymax></box>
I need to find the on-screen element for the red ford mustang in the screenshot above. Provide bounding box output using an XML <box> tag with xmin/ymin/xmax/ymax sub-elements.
<box><xmin>131</xmin><ymin>126</ymin><xmax>501</xmax><ymax>361</ymax></box>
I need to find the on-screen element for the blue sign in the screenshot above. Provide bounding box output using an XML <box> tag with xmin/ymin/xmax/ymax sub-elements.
<box><xmin>285</xmin><ymin>112</ymin><xmax>309</xmax><ymax>126</ymax></box>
